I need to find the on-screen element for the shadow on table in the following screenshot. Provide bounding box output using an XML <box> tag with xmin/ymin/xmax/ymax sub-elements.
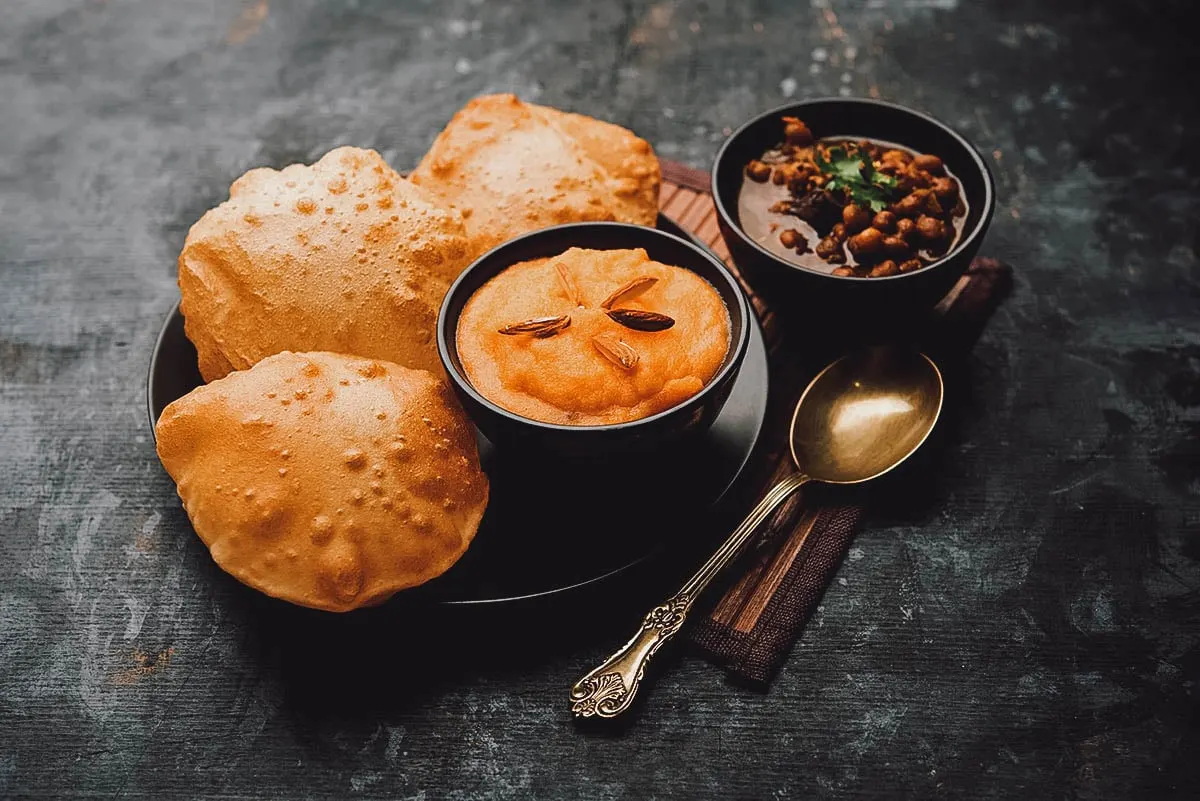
<box><xmin>224</xmin><ymin>546</ymin><xmax>702</xmax><ymax>723</ymax></box>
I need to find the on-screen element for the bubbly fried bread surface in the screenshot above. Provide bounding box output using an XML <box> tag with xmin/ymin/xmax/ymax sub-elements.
<box><xmin>179</xmin><ymin>147</ymin><xmax>472</xmax><ymax>382</ymax></box>
<box><xmin>411</xmin><ymin>94</ymin><xmax>660</xmax><ymax>253</ymax></box>
<box><xmin>155</xmin><ymin>351</ymin><xmax>489</xmax><ymax>612</ymax></box>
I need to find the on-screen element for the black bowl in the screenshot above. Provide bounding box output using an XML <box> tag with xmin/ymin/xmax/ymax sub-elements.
<box><xmin>712</xmin><ymin>97</ymin><xmax>995</xmax><ymax>325</ymax></box>
<box><xmin>437</xmin><ymin>222</ymin><xmax>751</xmax><ymax>457</ymax></box>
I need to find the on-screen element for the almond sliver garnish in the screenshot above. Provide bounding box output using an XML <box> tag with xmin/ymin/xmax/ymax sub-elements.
<box><xmin>600</xmin><ymin>276</ymin><xmax>658</xmax><ymax>310</ymax></box>
<box><xmin>498</xmin><ymin>315</ymin><xmax>571</xmax><ymax>337</ymax></box>
<box><xmin>591</xmin><ymin>333</ymin><xmax>639</xmax><ymax>370</ymax></box>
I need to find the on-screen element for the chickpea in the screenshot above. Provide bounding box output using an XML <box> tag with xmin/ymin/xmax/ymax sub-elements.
<box><xmin>782</xmin><ymin>117</ymin><xmax>814</xmax><ymax>146</ymax></box>
<box><xmin>912</xmin><ymin>154</ymin><xmax>945</xmax><ymax>175</ymax></box>
<box><xmin>745</xmin><ymin>160</ymin><xmax>772</xmax><ymax>182</ymax></box>
<box><xmin>896</xmin><ymin>174</ymin><xmax>921</xmax><ymax>194</ymax></box>
<box><xmin>881</xmin><ymin>149</ymin><xmax>913</xmax><ymax>165</ymax></box>
<box><xmin>771</xmin><ymin>167</ymin><xmax>788</xmax><ymax>185</ymax></box>
<box><xmin>847</xmin><ymin>226</ymin><xmax>885</xmax><ymax>256</ymax></box>
<box><xmin>893</xmin><ymin>190</ymin><xmax>929</xmax><ymax>217</ymax></box>
<box><xmin>779</xmin><ymin>228</ymin><xmax>807</xmax><ymax>251</ymax></box>
<box><xmin>924</xmin><ymin>192</ymin><xmax>945</xmax><ymax>216</ymax></box>
<box><xmin>831</xmin><ymin>266</ymin><xmax>855</xmax><ymax>277</ymax></box>
<box><xmin>830</xmin><ymin>222</ymin><xmax>848</xmax><ymax>241</ymax></box>
<box><xmin>869</xmin><ymin>260</ymin><xmax>900</xmax><ymax>277</ymax></box>
<box><xmin>916</xmin><ymin>215</ymin><xmax>948</xmax><ymax>242</ymax></box>
<box><xmin>871</xmin><ymin>210</ymin><xmax>897</xmax><ymax>233</ymax></box>
<box><xmin>898</xmin><ymin>258</ymin><xmax>923</xmax><ymax>273</ymax></box>
<box><xmin>815</xmin><ymin>235</ymin><xmax>846</xmax><ymax>263</ymax></box>
<box><xmin>895</xmin><ymin>217</ymin><xmax>917</xmax><ymax>241</ymax></box>
<box><xmin>842</xmin><ymin>203</ymin><xmax>871</xmax><ymax>234</ymax></box>
<box><xmin>792</xmin><ymin>161</ymin><xmax>818</xmax><ymax>182</ymax></box>
<box><xmin>882</xmin><ymin>235</ymin><xmax>911</xmax><ymax>256</ymax></box>
<box><xmin>904</xmin><ymin>164</ymin><xmax>932</xmax><ymax>190</ymax></box>
<box><xmin>931</xmin><ymin>176</ymin><xmax>959</xmax><ymax>203</ymax></box>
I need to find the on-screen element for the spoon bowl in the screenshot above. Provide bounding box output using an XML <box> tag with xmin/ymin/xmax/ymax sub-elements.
<box><xmin>791</xmin><ymin>348</ymin><xmax>943</xmax><ymax>485</ymax></box>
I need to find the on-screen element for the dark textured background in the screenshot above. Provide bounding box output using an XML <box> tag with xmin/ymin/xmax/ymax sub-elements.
<box><xmin>1</xmin><ymin>0</ymin><xmax>1197</xmax><ymax>798</ymax></box>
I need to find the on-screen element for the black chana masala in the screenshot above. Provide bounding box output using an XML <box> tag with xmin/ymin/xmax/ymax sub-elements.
<box><xmin>738</xmin><ymin>117</ymin><xmax>969</xmax><ymax>278</ymax></box>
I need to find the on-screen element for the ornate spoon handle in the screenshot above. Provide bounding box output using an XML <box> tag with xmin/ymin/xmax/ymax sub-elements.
<box><xmin>569</xmin><ymin>471</ymin><xmax>811</xmax><ymax>719</ymax></box>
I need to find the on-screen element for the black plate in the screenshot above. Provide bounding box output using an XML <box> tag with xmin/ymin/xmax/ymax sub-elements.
<box><xmin>147</xmin><ymin>214</ymin><xmax>769</xmax><ymax>605</ymax></box>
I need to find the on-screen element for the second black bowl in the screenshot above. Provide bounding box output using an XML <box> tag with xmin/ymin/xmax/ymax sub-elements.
<box><xmin>437</xmin><ymin>222</ymin><xmax>751</xmax><ymax>457</ymax></box>
<box><xmin>712</xmin><ymin>97</ymin><xmax>995</xmax><ymax>326</ymax></box>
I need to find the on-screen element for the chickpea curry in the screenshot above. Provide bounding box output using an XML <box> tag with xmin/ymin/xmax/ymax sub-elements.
<box><xmin>738</xmin><ymin>117</ymin><xmax>969</xmax><ymax>278</ymax></box>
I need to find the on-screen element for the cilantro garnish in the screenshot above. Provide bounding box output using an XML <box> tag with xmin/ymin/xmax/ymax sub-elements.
<box><xmin>812</xmin><ymin>145</ymin><xmax>899</xmax><ymax>213</ymax></box>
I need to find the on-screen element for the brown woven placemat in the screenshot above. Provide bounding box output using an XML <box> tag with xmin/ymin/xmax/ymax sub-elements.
<box><xmin>658</xmin><ymin>159</ymin><xmax>1011</xmax><ymax>684</ymax></box>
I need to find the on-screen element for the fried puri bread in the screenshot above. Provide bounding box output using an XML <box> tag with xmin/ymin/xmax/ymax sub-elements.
<box><xmin>456</xmin><ymin>247</ymin><xmax>730</xmax><ymax>426</ymax></box>
<box><xmin>410</xmin><ymin>94</ymin><xmax>660</xmax><ymax>252</ymax></box>
<box><xmin>179</xmin><ymin>146</ymin><xmax>472</xmax><ymax>382</ymax></box>
<box><xmin>155</xmin><ymin>351</ymin><xmax>489</xmax><ymax>612</ymax></box>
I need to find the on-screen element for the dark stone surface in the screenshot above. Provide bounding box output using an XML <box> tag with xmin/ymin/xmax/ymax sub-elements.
<box><xmin>1</xmin><ymin>0</ymin><xmax>1197</xmax><ymax>798</ymax></box>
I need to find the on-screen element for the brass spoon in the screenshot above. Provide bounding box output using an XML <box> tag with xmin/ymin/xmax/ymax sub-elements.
<box><xmin>570</xmin><ymin>347</ymin><xmax>944</xmax><ymax>719</ymax></box>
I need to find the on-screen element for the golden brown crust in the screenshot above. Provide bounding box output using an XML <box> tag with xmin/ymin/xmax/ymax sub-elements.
<box><xmin>178</xmin><ymin>146</ymin><xmax>472</xmax><ymax>382</ymax></box>
<box><xmin>154</xmin><ymin>351</ymin><xmax>489</xmax><ymax>612</ymax></box>
<box><xmin>410</xmin><ymin>94</ymin><xmax>660</xmax><ymax>253</ymax></box>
